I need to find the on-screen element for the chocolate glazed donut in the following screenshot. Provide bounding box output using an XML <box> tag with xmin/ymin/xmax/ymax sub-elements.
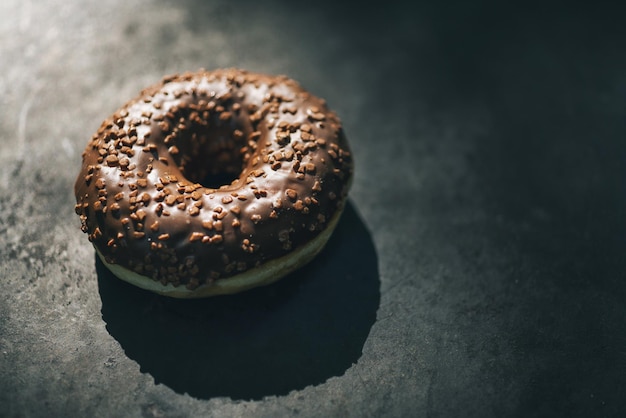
<box><xmin>74</xmin><ymin>69</ymin><xmax>353</xmax><ymax>298</ymax></box>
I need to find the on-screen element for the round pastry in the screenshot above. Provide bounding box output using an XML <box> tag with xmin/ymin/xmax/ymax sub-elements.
<box><xmin>74</xmin><ymin>69</ymin><xmax>353</xmax><ymax>298</ymax></box>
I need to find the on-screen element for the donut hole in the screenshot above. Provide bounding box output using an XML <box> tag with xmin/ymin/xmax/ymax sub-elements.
<box><xmin>163</xmin><ymin>101</ymin><xmax>254</xmax><ymax>189</ymax></box>
<box><xmin>198</xmin><ymin>171</ymin><xmax>241</xmax><ymax>190</ymax></box>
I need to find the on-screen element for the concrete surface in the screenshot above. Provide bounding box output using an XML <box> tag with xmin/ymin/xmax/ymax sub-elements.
<box><xmin>1</xmin><ymin>0</ymin><xmax>626</xmax><ymax>416</ymax></box>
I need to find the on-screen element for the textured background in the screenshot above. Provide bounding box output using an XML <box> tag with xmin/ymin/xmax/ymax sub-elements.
<box><xmin>1</xmin><ymin>1</ymin><xmax>626</xmax><ymax>416</ymax></box>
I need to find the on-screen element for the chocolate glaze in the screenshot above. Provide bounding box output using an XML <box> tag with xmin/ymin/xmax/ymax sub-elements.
<box><xmin>74</xmin><ymin>69</ymin><xmax>353</xmax><ymax>290</ymax></box>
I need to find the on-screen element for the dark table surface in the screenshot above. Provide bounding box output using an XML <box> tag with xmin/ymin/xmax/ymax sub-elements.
<box><xmin>1</xmin><ymin>1</ymin><xmax>626</xmax><ymax>416</ymax></box>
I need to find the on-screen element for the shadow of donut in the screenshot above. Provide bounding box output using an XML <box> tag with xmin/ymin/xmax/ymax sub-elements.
<box><xmin>97</xmin><ymin>201</ymin><xmax>380</xmax><ymax>400</ymax></box>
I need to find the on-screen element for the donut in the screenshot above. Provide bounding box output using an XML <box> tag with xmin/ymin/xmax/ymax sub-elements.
<box><xmin>74</xmin><ymin>69</ymin><xmax>353</xmax><ymax>298</ymax></box>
